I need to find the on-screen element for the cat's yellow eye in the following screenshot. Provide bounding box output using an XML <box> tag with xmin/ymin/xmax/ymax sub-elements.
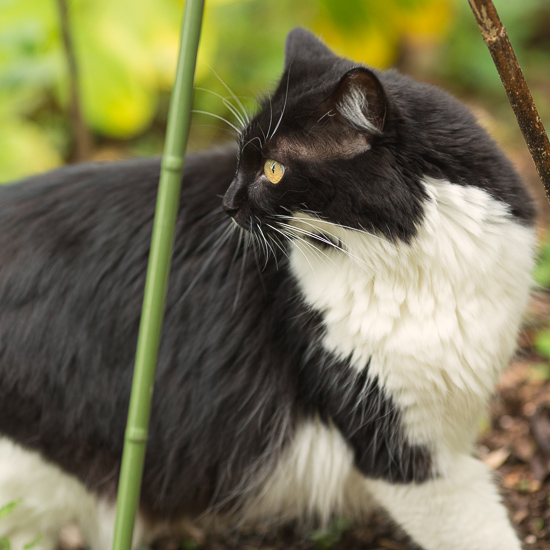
<box><xmin>264</xmin><ymin>159</ymin><xmax>285</xmax><ymax>184</ymax></box>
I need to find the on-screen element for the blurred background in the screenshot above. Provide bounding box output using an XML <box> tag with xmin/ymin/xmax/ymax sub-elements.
<box><xmin>1</xmin><ymin>0</ymin><xmax>550</xmax><ymax>546</ymax></box>
<box><xmin>1</xmin><ymin>0</ymin><xmax>549</xmax><ymax>184</ymax></box>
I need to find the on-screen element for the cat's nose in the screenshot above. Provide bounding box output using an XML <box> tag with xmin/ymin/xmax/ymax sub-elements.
<box><xmin>222</xmin><ymin>177</ymin><xmax>247</xmax><ymax>218</ymax></box>
<box><xmin>222</xmin><ymin>198</ymin><xmax>239</xmax><ymax>217</ymax></box>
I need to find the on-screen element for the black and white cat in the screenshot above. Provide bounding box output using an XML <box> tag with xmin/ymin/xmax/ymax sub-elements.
<box><xmin>0</xmin><ymin>27</ymin><xmax>536</xmax><ymax>550</ymax></box>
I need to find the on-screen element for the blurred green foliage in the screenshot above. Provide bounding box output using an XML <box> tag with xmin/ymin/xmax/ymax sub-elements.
<box><xmin>534</xmin><ymin>237</ymin><xmax>550</xmax><ymax>288</ymax></box>
<box><xmin>531</xmin><ymin>235</ymin><xmax>550</xmax><ymax>368</ymax></box>
<box><xmin>0</xmin><ymin>0</ymin><xmax>454</xmax><ymax>181</ymax></box>
<box><xmin>435</xmin><ymin>0</ymin><xmax>550</xmax><ymax>129</ymax></box>
<box><xmin>0</xmin><ymin>0</ymin><xmax>549</xmax><ymax>193</ymax></box>
<box><xmin>308</xmin><ymin>518</ymin><xmax>353</xmax><ymax>550</ymax></box>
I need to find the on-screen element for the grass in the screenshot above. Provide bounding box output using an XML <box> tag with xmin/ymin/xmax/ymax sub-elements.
<box><xmin>0</xmin><ymin>500</ymin><xmax>43</xmax><ymax>549</ymax></box>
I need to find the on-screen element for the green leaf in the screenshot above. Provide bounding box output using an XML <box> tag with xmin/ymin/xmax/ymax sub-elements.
<box><xmin>308</xmin><ymin>518</ymin><xmax>353</xmax><ymax>550</ymax></box>
<box><xmin>0</xmin><ymin>537</ymin><xmax>10</xmax><ymax>550</ymax></box>
<box><xmin>0</xmin><ymin>500</ymin><xmax>22</xmax><ymax>520</ymax></box>
<box><xmin>533</xmin><ymin>236</ymin><xmax>550</xmax><ymax>288</ymax></box>
<box><xmin>535</xmin><ymin>329</ymin><xmax>550</xmax><ymax>359</ymax></box>
<box><xmin>528</xmin><ymin>362</ymin><xmax>550</xmax><ymax>382</ymax></box>
<box><xmin>23</xmin><ymin>536</ymin><xmax>42</xmax><ymax>550</ymax></box>
<box><xmin>180</xmin><ymin>540</ymin><xmax>198</xmax><ymax>550</ymax></box>
<box><xmin>0</xmin><ymin>118</ymin><xmax>62</xmax><ymax>183</ymax></box>
<box><xmin>77</xmin><ymin>48</ymin><xmax>157</xmax><ymax>139</ymax></box>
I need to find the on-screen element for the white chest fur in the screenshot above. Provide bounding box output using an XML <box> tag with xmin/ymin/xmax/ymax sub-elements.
<box><xmin>289</xmin><ymin>178</ymin><xmax>535</xmax><ymax>463</ymax></box>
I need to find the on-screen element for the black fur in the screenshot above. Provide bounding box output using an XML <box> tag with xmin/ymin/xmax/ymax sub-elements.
<box><xmin>0</xmin><ymin>151</ymin><xmax>429</xmax><ymax>521</ymax></box>
<box><xmin>0</xmin><ymin>28</ymin><xmax>533</xmax><ymax>525</ymax></box>
<box><xmin>225</xmin><ymin>29</ymin><xmax>534</xmax><ymax>244</ymax></box>
<box><xmin>300</xmin><ymin>353</ymin><xmax>432</xmax><ymax>483</ymax></box>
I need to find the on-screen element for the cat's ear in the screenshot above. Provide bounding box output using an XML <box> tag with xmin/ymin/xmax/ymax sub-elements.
<box><xmin>284</xmin><ymin>28</ymin><xmax>337</xmax><ymax>70</ymax></box>
<box><xmin>328</xmin><ymin>68</ymin><xmax>387</xmax><ymax>135</ymax></box>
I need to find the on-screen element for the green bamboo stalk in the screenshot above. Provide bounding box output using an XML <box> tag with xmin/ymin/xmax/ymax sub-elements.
<box><xmin>111</xmin><ymin>1</ymin><xmax>205</xmax><ymax>548</ymax></box>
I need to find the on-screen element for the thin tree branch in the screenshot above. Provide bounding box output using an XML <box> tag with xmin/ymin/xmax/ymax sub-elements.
<box><xmin>57</xmin><ymin>0</ymin><xmax>93</xmax><ymax>162</ymax></box>
<box><xmin>468</xmin><ymin>0</ymin><xmax>550</xmax><ymax>204</ymax></box>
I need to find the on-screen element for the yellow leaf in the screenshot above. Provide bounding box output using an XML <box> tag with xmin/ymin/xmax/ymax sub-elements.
<box><xmin>313</xmin><ymin>19</ymin><xmax>396</xmax><ymax>68</ymax></box>
<box><xmin>0</xmin><ymin>120</ymin><xmax>62</xmax><ymax>183</ymax></box>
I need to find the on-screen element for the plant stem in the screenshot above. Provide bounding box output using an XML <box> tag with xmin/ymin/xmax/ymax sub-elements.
<box><xmin>111</xmin><ymin>1</ymin><xmax>205</xmax><ymax>548</ymax></box>
<box><xmin>468</xmin><ymin>0</ymin><xmax>550</xmax><ymax>203</ymax></box>
<box><xmin>56</xmin><ymin>0</ymin><xmax>92</xmax><ymax>161</ymax></box>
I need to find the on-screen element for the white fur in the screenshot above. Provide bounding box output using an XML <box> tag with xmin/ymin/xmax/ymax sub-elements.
<box><xmin>0</xmin><ymin>438</ymin><xmax>151</xmax><ymax>549</ymax></box>
<box><xmin>337</xmin><ymin>87</ymin><xmax>378</xmax><ymax>134</ymax></box>
<box><xmin>289</xmin><ymin>178</ymin><xmax>535</xmax><ymax>455</ymax></box>
<box><xmin>287</xmin><ymin>178</ymin><xmax>534</xmax><ymax>549</ymax></box>
<box><xmin>365</xmin><ymin>456</ymin><xmax>521</xmax><ymax>550</ymax></box>
<box><xmin>241</xmin><ymin>417</ymin><xmax>371</xmax><ymax>526</ymax></box>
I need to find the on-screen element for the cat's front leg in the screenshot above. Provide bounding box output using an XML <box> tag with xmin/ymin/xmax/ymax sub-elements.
<box><xmin>364</xmin><ymin>454</ymin><xmax>520</xmax><ymax>550</ymax></box>
<box><xmin>0</xmin><ymin>438</ymin><xmax>155</xmax><ymax>550</ymax></box>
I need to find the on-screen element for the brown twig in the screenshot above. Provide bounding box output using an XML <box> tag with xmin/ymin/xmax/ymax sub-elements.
<box><xmin>57</xmin><ymin>0</ymin><xmax>93</xmax><ymax>162</ymax></box>
<box><xmin>468</xmin><ymin>0</ymin><xmax>550</xmax><ymax>204</ymax></box>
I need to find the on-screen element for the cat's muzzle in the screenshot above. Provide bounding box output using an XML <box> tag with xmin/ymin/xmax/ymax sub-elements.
<box><xmin>222</xmin><ymin>177</ymin><xmax>251</xmax><ymax>230</ymax></box>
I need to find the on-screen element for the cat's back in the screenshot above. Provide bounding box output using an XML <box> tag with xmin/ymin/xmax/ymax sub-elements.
<box><xmin>0</xmin><ymin>146</ymin><xmax>237</xmax><ymax>238</ymax></box>
<box><xmin>0</xmin><ymin>147</ymin><xmax>237</xmax><ymax>307</ymax></box>
<box><xmin>0</xmin><ymin>145</ymin><xmax>240</xmax><ymax>419</ymax></box>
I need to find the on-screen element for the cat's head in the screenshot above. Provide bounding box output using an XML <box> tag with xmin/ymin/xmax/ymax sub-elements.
<box><xmin>222</xmin><ymin>28</ymin><xmax>428</xmax><ymax>247</ymax></box>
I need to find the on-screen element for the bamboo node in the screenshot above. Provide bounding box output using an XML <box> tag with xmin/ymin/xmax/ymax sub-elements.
<box><xmin>126</xmin><ymin>427</ymin><xmax>148</xmax><ymax>443</ymax></box>
<box><xmin>162</xmin><ymin>155</ymin><xmax>185</xmax><ymax>173</ymax></box>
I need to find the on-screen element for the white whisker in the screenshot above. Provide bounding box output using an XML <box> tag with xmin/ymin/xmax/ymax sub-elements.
<box><xmin>255</xmin><ymin>220</ymin><xmax>275</xmax><ymax>269</ymax></box>
<box><xmin>196</xmin><ymin>216</ymin><xmax>233</xmax><ymax>251</ymax></box>
<box><xmin>274</xmin><ymin>215</ymin><xmax>387</xmax><ymax>281</ymax></box>
<box><xmin>207</xmin><ymin>65</ymin><xmax>250</xmax><ymax>124</ymax></box>
<box><xmin>192</xmin><ymin>110</ymin><xmax>241</xmax><ymax>134</ymax></box>
<box><xmin>276</xmin><ymin>224</ymin><xmax>336</xmax><ymax>267</ymax></box>
<box><xmin>269</xmin><ymin>69</ymin><xmax>291</xmax><ymax>140</ymax></box>
<box><xmin>195</xmin><ymin>87</ymin><xmax>247</xmax><ymax>129</ymax></box>
<box><xmin>293</xmin><ymin>211</ymin><xmax>386</xmax><ymax>243</ymax></box>
<box><xmin>241</xmin><ymin>136</ymin><xmax>263</xmax><ymax>153</ymax></box>
<box><xmin>265</xmin><ymin>225</ymin><xmax>290</xmax><ymax>261</ymax></box>
<box><xmin>228</xmin><ymin>227</ymin><xmax>245</xmax><ymax>275</ymax></box>
<box><xmin>266</xmin><ymin>98</ymin><xmax>274</xmax><ymax>145</ymax></box>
